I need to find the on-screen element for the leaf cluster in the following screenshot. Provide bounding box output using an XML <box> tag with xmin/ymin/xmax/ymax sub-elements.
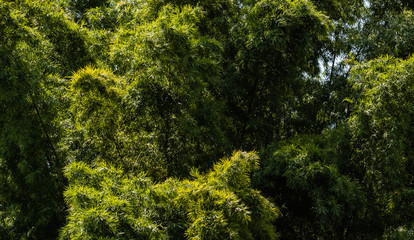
<box><xmin>61</xmin><ymin>151</ymin><xmax>278</xmax><ymax>240</ymax></box>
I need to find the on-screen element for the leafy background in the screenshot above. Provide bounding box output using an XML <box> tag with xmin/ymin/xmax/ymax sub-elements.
<box><xmin>0</xmin><ymin>0</ymin><xmax>413</xmax><ymax>239</ymax></box>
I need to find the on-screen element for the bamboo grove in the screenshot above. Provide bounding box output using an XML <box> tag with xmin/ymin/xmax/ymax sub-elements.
<box><xmin>0</xmin><ymin>0</ymin><xmax>413</xmax><ymax>239</ymax></box>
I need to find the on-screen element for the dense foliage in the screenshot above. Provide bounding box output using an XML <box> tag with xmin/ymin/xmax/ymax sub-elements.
<box><xmin>61</xmin><ymin>151</ymin><xmax>278</xmax><ymax>240</ymax></box>
<box><xmin>0</xmin><ymin>0</ymin><xmax>413</xmax><ymax>239</ymax></box>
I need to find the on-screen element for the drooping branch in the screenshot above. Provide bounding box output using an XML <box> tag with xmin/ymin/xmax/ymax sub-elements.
<box><xmin>28</xmin><ymin>88</ymin><xmax>60</xmax><ymax>167</ymax></box>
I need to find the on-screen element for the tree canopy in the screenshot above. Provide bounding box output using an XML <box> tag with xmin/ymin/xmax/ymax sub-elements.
<box><xmin>0</xmin><ymin>0</ymin><xmax>413</xmax><ymax>239</ymax></box>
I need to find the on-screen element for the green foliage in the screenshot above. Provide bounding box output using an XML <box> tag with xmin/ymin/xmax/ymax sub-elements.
<box><xmin>383</xmin><ymin>225</ymin><xmax>414</xmax><ymax>240</ymax></box>
<box><xmin>19</xmin><ymin>0</ymin><xmax>94</xmax><ymax>75</ymax></box>
<box><xmin>0</xmin><ymin>1</ymin><xmax>67</xmax><ymax>238</ymax></box>
<box><xmin>60</xmin><ymin>161</ymin><xmax>161</xmax><ymax>240</ymax></box>
<box><xmin>310</xmin><ymin>0</ymin><xmax>363</xmax><ymax>21</ymax></box>
<box><xmin>348</xmin><ymin>56</ymin><xmax>414</xmax><ymax>235</ymax></box>
<box><xmin>65</xmin><ymin>67</ymin><xmax>125</xmax><ymax>162</ymax></box>
<box><xmin>2</xmin><ymin>0</ymin><xmax>414</xmax><ymax>239</ymax></box>
<box><xmin>60</xmin><ymin>151</ymin><xmax>278</xmax><ymax>240</ymax></box>
<box><xmin>358</xmin><ymin>9</ymin><xmax>414</xmax><ymax>59</ymax></box>
<box><xmin>222</xmin><ymin>0</ymin><xmax>331</xmax><ymax>148</ymax></box>
<box><xmin>63</xmin><ymin>66</ymin><xmax>170</xmax><ymax>179</ymax></box>
<box><xmin>107</xmin><ymin>4</ymin><xmax>230</xmax><ymax>177</ymax></box>
<box><xmin>254</xmin><ymin>134</ymin><xmax>364</xmax><ymax>239</ymax></box>
<box><xmin>254</xmin><ymin>55</ymin><xmax>414</xmax><ymax>239</ymax></box>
